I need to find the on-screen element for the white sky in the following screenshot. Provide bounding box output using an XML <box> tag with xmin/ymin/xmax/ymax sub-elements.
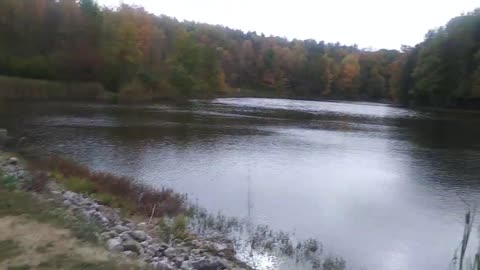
<box><xmin>98</xmin><ymin>0</ymin><xmax>479</xmax><ymax>50</ymax></box>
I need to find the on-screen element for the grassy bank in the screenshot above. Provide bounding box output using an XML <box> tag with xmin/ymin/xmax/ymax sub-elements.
<box><xmin>0</xmin><ymin>169</ymin><xmax>143</xmax><ymax>269</ymax></box>
<box><xmin>0</xmin><ymin>76</ymin><xmax>110</xmax><ymax>101</ymax></box>
<box><xmin>43</xmin><ymin>156</ymin><xmax>186</xmax><ymax>218</ymax></box>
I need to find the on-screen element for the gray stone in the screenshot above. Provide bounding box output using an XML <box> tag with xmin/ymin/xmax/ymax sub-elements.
<box><xmin>123</xmin><ymin>250</ymin><xmax>137</xmax><ymax>258</ymax></box>
<box><xmin>164</xmin><ymin>247</ymin><xmax>182</xmax><ymax>258</ymax></box>
<box><xmin>151</xmin><ymin>260</ymin><xmax>173</xmax><ymax>270</ymax></box>
<box><xmin>130</xmin><ymin>230</ymin><xmax>148</xmax><ymax>242</ymax></box>
<box><xmin>191</xmin><ymin>259</ymin><xmax>227</xmax><ymax>270</ymax></box>
<box><xmin>101</xmin><ymin>231</ymin><xmax>117</xmax><ymax>240</ymax></box>
<box><xmin>113</xmin><ymin>225</ymin><xmax>130</xmax><ymax>233</ymax></box>
<box><xmin>106</xmin><ymin>238</ymin><xmax>123</xmax><ymax>252</ymax></box>
<box><xmin>122</xmin><ymin>239</ymin><xmax>142</xmax><ymax>254</ymax></box>
<box><xmin>150</xmin><ymin>243</ymin><xmax>165</xmax><ymax>253</ymax></box>
<box><xmin>8</xmin><ymin>157</ymin><xmax>18</xmax><ymax>165</ymax></box>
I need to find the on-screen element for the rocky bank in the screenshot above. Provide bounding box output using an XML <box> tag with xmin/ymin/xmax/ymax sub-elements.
<box><xmin>0</xmin><ymin>152</ymin><xmax>250</xmax><ymax>270</ymax></box>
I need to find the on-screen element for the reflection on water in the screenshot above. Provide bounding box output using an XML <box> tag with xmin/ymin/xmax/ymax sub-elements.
<box><xmin>1</xmin><ymin>98</ymin><xmax>480</xmax><ymax>270</ymax></box>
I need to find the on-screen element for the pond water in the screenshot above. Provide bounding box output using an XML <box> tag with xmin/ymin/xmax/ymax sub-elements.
<box><xmin>2</xmin><ymin>98</ymin><xmax>480</xmax><ymax>270</ymax></box>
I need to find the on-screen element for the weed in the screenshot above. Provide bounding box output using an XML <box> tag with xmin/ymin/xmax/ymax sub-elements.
<box><xmin>0</xmin><ymin>239</ymin><xmax>21</xmax><ymax>262</ymax></box>
<box><xmin>172</xmin><ymin>215</ymin><xmax>189</xmax><ymax>240</ymax></box>
<box><xmin>43</xmin><ymin>156</ymin><xmax>185</xmax><ymax>217</ymax></box>
<box><xmin>2</xmin><ymin>176</ymin><xmax>18</xmax><ymax>190</ymax></box>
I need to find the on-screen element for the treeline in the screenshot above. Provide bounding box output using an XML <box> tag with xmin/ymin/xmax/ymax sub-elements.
<box><xmin>1</xmin><ymin>0</ymin><xmax>479</xmax><ymax>107</ymax></box>
<box><xmin>394</xmin><ymin>9</ymin><xmax>480</xmax><ymax>108</ymax></box>
<box><xmin>0</xmin><ymin>0</ymin><xmax>401</xmax><ymax>102</ymax></box>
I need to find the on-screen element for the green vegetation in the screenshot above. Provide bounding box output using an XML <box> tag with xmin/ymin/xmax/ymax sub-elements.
<box><xmin>0</xmin><ymin>76</ymin><xmax>106</xmax><ymax>101</ymax></box>
<box><xmin>0</xmin><ymin>240</ymin><xmax>21</xmax><ymax>263</ymax></box>
<box><xmin>2</xmin><ymin>175</ymin><xmax>18</xmax><ymax>191</ymax></box>
<box><xmin>393</xmin><ymin>10</ymin><xmax>480</xmax><ymax>108</ymax></box>
<box><xmin>36</xmin><ymin>255</ymin><xmax>123</xmax><ymax>270</ymax></box>
<box><xmin>0</xmin><ymin>171</ymin><xmax>143</xmax><ymax>270</ymax></box>
<box><xmin>0</xmin><ymin>188</ymin><xmax>100</xmax><ymax>243</ymax></box>
<box><xmin>45</xmin><ymin>156</ymin><xmax>185</xmax><ymax>217</ymax></box>
<box><xmin>1</xmin><ymin>1</ymin><xmax>479</xmax><ymax>106</ymax></box>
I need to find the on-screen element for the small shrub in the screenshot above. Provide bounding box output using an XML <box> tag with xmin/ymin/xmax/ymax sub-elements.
<box><xmin>2</xmin><ymin>175</ymin><xmax>18</xmax><ymax>190</ymax></box>
<box><xmin>157</xmin><ymin>218</ymin><xmax>172</xmax><ymax>242</ymax></box>
<box><xmin>172</xmin><ymin>214</ymin><xmax>189</xmax><ymax>240</ymax></box>
<box><xmin>63</xmin><ymin>177</ymin><xmax>97</xmax><ymax>194</ymax></box>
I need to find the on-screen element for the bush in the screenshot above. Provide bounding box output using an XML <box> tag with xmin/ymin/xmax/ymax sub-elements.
<box><xmin>118</xmin><ymin>79</ymin><xmax>153</xmax><ymax>104</ymax></box>
<box><xmin>2</xmin><ymin>175</ymin><xmax>18</xmax><ymax>190</ymax></box>
<box><xmin>172</xmin><ymin>215</ymin><xmax>189</xmax><ymax>240</ymax></box>
<box><xmin>63</xmin><ymin>177</ymin><xmax>97</xmax><ymax>194</ymax></box>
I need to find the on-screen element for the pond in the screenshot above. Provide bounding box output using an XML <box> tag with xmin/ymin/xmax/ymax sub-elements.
<box><xmin>1</xmin><ymin>98</ymin><xmax>480</xmax><ymax>270</ymax></box>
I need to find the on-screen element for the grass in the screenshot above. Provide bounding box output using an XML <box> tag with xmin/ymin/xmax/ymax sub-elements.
<box><xmin>7</xmin><ymin>265</ymin><xmax>31</xmax><ymax>270</ymax></box>
<box><xmin>0</xmin><ymin>240</ymin><xmax>21</xmax><ymax>263</ymax></box>
<box><xmin>0</xmin><ymin>75</ymin><xmax>107</xmax><ymax>101</ymax></box>
<box><xmin>0</xmin><ymin>188</ymin><xmax>100</xmax><ymax>243</ymax></box>
<box><xmin>36</xmin><ymin>255</ymin><xmax>122</xmax><ymax>270</ymax></box>
<box><xmin>43</xmin><ymin>156</ymin><xmax>186</xmax><ymax>218</ymax></box>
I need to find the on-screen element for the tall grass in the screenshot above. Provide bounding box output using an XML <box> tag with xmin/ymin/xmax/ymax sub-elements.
<box><xmin>0</xmin><ymin>76</ymin><xmax>106</xmax><ymax>100</ymax></box>
<box><xmin>43</xmin><ymin>156</ymin><xmax>185</xmax><ymax>217</ymax></box>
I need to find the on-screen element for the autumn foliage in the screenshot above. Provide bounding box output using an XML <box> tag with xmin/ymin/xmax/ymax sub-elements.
<box><xmin>1</xmin><ymin>0</ymin><xmax>480</xmax><ymax>107</ymax></box>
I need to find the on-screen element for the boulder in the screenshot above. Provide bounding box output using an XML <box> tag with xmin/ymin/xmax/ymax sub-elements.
<box><xmin>106</xmin><ymin>238</ymin><xmax>123</xmax><ymax>252</ymax></box>
<box><xmin>196</xmin><ymin>259</ymin><xmax>223</xmax><ymax>270</ymax></box>
<box><xmin>151</xmin><ymin>260</ymin><xmax>173</xmax><ymax>270</ymax></box>
<box><xmin>8</xmin><ymin>157</ymin><xmax>18</xmax><ymax>165</ymax></box>
<box><xmin>130</xmin><ymin>230</ymin><xmax>148</xmax><ymax>242</ymax></box>
<box><xmin>164</xmin><ymin>247</ymin><xmax>183</xmax><ymax>259</ymax></box>
<box><xmin>113</xmin><ymin>225</ymin><xmax>130</xmax><ymax>233</ymax></box>
<box><xmin>100</xmin><ymin>231</ymin><xmax>118</xmax><ymax>240</ymax></box>
<box><xmin>191</xmin><ymin>259</ymin><xmax>227</xmax><ymax>270</ymax></box>
<box><xmin>122</xmin><ymin>239</ymin><xmax>143</xmax><ymax>254</ymax></box>
<box><xmin>123</xmin><ymin>250</ymin><xmax>137</xmax><ymax>258</ymax></box>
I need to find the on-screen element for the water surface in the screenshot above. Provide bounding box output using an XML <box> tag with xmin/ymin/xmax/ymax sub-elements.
<box><xmin>1</xmin><ymin>98</ymin><xmax>480</xmax><ymax>270</ymax></box>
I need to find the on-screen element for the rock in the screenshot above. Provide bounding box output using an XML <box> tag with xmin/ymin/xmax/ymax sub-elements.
<box><xmin>113</xmin><ymin>225</ymin><xmax>130</xmax><ymax>233</ymax></box>
<box><xmin>150</xmin><ymin>243</ymin><xmax>166</xmax><ymax>253</ymax></box>
<box><xmin>122</xmin><ymin>239</ymin><xmax>142</xmax><ymax>254</ymax></box>
<box><xmin>151</xmin><ymin>260</ymin><xmax>173</xmax><ymax>270</ymax></box>
<box><xmin>191</xmin><ymin>259</ymin><xmax>227</xmax><ymax>270</ymax></box>
<box><xmin>8</xmin><ymin>157</ymin><xmax>18</xmax><ymax>165</ymax></box>
<box><xmin>137</xmin><ymin>222</ymin><xmax>148</xmax><ymax>229</ymax></box>
<box><xmin>106</xmin><ymin>238</ymin><xmax>123</xmax><ymax>252</ymax></box>
<box><xmin>130</xmin><ymin>230</ymin><xmax>148</xmax><ymax>242</ymax></box>
<box><xmin>101</xmin><ymin>231</ymin><xmax>118</xmax><ymax>240</ymax></box>
<box><xmin>119</xmin><ymin>232</ymin><xmax>133</xmax><ymax>242</ymax></box>
<box><xmin>144</xmin><ymin>247</ymin><xmax>156</xmax><ymax>257</ymax></box>
<box><xmin>164</xmin><ymin>247</ymin><xmax>182</xmax><ymax>259</ymax></box>
<box><xmin>123</xmin><ymin>250</ymin><xmax>137</xmax><ymax>258</ymax></box>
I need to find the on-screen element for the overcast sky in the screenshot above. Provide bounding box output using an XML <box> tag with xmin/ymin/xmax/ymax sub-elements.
<box><xmin>97</xmin><ymin>0</ymin><xmax>479</xmax><ymax>50</ymax></box>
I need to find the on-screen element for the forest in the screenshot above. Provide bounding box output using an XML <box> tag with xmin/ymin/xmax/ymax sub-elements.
<box><xmin>0</xmin><ymin>0</ymin><xmax>479</xmax><ymax>107</ymax></box>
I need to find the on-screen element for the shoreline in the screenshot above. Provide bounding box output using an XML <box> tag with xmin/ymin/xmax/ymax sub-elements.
<box><xmin>0</xmin><ymin>129</ymin><xmax>346</xmax><ymax>270</ymax></box>
<box><xmin>0</xmin><ymin>148</ymin><xmax>251</xmax><ymax>270</ymax></box>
